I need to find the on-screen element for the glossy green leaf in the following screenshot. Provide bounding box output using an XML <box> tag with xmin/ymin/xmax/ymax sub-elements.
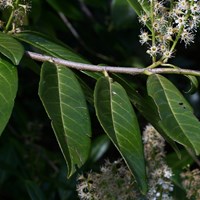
<box><xmin>94</xmin><ymin>76</ymin><xmax>147</xmax><ymax>194</ymax></box>
<box><xmin>0</xmin><ymin>59</ymin><xmax>18</xmax><ymax>136</ymax></box>
<box><xmin>147</xmin><ymin>74</ymin><xmax>200</xmax><ymax>155</ymax></box>
<box><xmin>39</xmin><ymin>62</ymin><xmax>91</xmax><ymax>177</ymax></box>
<box><xmin>16</xmin><ymin>31</ymin><xmax>101</xmax><ymax>79</ymax></box>
<box><xmin>0</xmin><ymin>32</ymin><xmax>24</xmax><ymax>65</ymax></box>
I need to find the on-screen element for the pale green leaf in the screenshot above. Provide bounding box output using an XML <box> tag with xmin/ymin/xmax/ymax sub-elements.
<box><xmin>147</xmin><ymin>74</ymin><xmax>200</xmax><ymax>155</ymax></box>
<box><xmin>0</xmin><ymin>59</ymin><xmax>18</xmax><ymax>136</ymax></box>
<box><xmin>39</xmin><ymin>62</ymin><xmax>91</xmax><ymax>176</ymax></box>
<box><xmin>0</xmin><ymin>32</ymin><xmax>24</xmax><ymax>65</ymax></box>
<box><xmin>94</xmin><ymin>76</ymin><xmax>147</xmax><ymax>194</ymax></box>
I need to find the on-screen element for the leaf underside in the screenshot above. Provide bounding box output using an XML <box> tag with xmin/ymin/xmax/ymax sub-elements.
<box><xmin>147</xmin><ymin>74</ymin><xmax>200</xmax><ymax>155</ymax></box>
<box><xmin>94</xmin><ymin>76</ymin><xmax>147</xmax><ymax>194</ymax></box>
<box><xmin>39</xmin><ymin>62</ymin><xmax>91</xmax><ymax>176</ymax></box>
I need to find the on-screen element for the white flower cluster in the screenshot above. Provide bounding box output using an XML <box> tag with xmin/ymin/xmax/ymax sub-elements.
<box><xmin>76</xmin><ymin>159</ymin><xmax>141</xmax><ymax>200</ymax></box>
<box><xmin>0</xmin><ymin>0</ymin><xmax>14</xmax><ymax>9</ymax></box>
<box><xmin>138</xmin><ymin>0</ymin><xmax>200</xmax><ymax>61</ymax></box>
<box><xmin>77</xmin><ymin>125</ymin><xmax>174</xmax><ymax>200</ymax></box>
<box><xmin>181</xmin><ymin>168</ymin><xmax>200</xmax><ymax>199</ymax></box>
<box><xmin>0</xmin><ymin>0</ymin><xmax>31</xmax><ymax>32</ymax></box>
<box><xmin>143</xmin><ymin>125</ymin><xmax>174</xmax><ymax>200</ymax></box>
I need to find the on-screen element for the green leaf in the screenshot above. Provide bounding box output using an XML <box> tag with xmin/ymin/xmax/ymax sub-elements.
<box><xmin>185</xmin><ymin>75</ymin><xmax>198</xmax><ymax>94</ymax></box>
<box><xmin>0</xmin><ymin>32</ymin><xmax>24</xmax><ymax>65</ymax></box>
<box><xmin>16</xmin><ymin>31</ymin><xmax>87</xmax><ymax>63</ymax></box>
<box><xmin>38</xmin><ymin>62</ymin><xmax>91</xmax><ymax>177</ymax></box>
<box><xmin>147</xmin><ymin>74</ymin><xmax>200</xmax><ymax>155</ymax></box>
<box><xmin>16</xmin><ymin>31</ymin><xmax>101</xmax><ymax>79</ymax></box>
<box><xmin>0</xmin><ymin>59</ymin><xmax>18</xmax><ymax>136</ymax></box>
<box><xmin>166</xmin><ymin>150</ymin><xmax>193</xmax><ymax>170</ymax></box>
<box><xmin>94</xmin><ymin>76</ymin><xmax>147</xmax><ymax>194</ymax></box>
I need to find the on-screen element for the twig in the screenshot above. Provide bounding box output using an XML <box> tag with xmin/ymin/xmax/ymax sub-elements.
<box><xmin>25</xmin><ymin>51</ymin><xmax>200</xmax><ymax>77</ymax></box>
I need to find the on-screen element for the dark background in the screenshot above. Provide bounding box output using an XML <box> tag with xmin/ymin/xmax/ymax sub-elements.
<box><xmin>0</xmin><ymin>0</ymin><xmax>200</xmax><ymax>199</ymax></box>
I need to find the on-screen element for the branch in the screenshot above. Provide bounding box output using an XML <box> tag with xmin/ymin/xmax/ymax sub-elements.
<box><xmin>25</xmin><ymin>51</ymin><xmax>200</xmax><ymax>77</ymax></box>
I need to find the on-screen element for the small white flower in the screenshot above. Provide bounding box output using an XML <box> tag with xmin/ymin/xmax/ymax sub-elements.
<box><xmin>139</xmin><ymin>31</ymin><xmax>149</xmax><ymax>44</ymax></box>
<box><xmin>147</xmin><ymin>45</ymin><xmax>158</xmax><ymax>57</ymax></box>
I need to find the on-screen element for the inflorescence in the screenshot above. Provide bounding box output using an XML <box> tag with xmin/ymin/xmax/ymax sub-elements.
<box><xmin>0</xmin><ymin>0</ymin><xmax>31</xmax><ymax>32</ymax></box>
<box><xmin>76</xmin><ymin>125</ymin><xmax>174</xmax><ymax>200</ymax></box>
<box><xmin>138</xmin><ymin>0</ymin><xmax>200</xmax><ymax>62</ymax></box>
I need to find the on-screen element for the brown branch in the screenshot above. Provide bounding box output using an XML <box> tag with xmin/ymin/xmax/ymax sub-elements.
<box><xmin>25</xmin><ymin>51</ymin><xmax>200</xmax><ymax>77</ymax></box>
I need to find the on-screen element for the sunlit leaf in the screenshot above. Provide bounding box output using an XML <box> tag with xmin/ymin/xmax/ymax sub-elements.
<box><xmin>94</xmin><ymin>76</ymin><xmax>147</xmax><ymax>194</ymax></box>
<box><xmin>0</xmin><ymin>59</ymin><xmax>18</xmax><ymax>136</ymax></box>
<box><xmin>39</xmin><ymin>62</ymin><xmax>91</xmax><ymax>176</ymax></box>
<box><xmin>0</xmin><ymin>32</ymin><xmax>24</xmax><ymax>65</ymax></box>
<box><xmin>147</xmin><ymin>74</ymin><xmax>200</xmax><ymax>155</ymax></box>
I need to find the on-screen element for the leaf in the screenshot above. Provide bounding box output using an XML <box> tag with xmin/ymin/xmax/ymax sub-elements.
<box><xmin>38</xmin><ymin>62</ymin><xmax>91</xmax><ymax>177</ymax></box>
<box><xmin>0</xmin><ymin>32</ymin><xmax>24</xmax><ymax>65</ymax></box>
<box><xmin>0</xmin><ymin>59</ymin><xmax>18</xmax><ymax>136</ymax></box>
<box><xmin>184</xmin><ymin>75</ymin><xmax>198</xmax><ymax>94</ymax></box>
<box><xmin>147</xmin><ymin>74</ymin><xmax>200</xmax><ymax>155</ymax></box>
<box><xmin>166</xmin><ymin>150</ymin><xmax>193</xmax><ymax>170</ymax></box>
<box><xmin>94</xmin><ymin>76</ymin><xmax>147</xmax><ymax>194</ymax></box>
<box><xmin>16</xmin><ymin>31</ymin><xmax>101</xmax><ymax>79</ymax></box>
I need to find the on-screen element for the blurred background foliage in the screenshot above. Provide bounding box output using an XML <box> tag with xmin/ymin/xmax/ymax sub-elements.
<box><xmin>1</xmin><ymin>0</ymin><xmax>200</xmax><ymax>199</ymax></box>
